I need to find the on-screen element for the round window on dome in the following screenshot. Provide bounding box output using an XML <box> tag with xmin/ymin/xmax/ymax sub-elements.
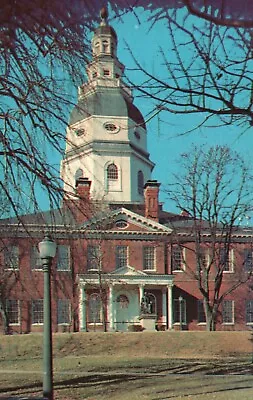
<box><xmin>104</xmin><ymin>122</ymin><xmax>120</xmax><ymax>133</ymax></box>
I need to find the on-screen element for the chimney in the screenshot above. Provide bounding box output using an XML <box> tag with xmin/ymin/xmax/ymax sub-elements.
<box><xmin>144</xmin><ymin>180</ymin><xmax>160</xmax><ymax>222</ymax></box>
<box><xmin>76</xmin><ymin>177</ymin><xmax>91</xmax><ymax>199</ymax></box>
<box><xmin>63</xmin><ymin>177</ymin><xmax>92</xmax><ymax>223</ymax></box>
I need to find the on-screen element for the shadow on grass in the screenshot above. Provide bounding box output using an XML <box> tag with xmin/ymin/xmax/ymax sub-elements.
<box><xmin>0</xmin><ymin>373</ymin><xmax>149</xmax><ymax>398</ymax></box>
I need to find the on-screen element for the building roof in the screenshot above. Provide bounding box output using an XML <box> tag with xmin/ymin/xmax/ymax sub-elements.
<box><xmin>69</xmin><ymin>89</ymin><xmax>146</xmax><ymax>128</ymax></box>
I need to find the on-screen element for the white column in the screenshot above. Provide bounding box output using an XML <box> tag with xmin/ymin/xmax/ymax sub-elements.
<box><xmin>108</xmin><ymin>284</ymin><xmax>114</xmax><ymax>331</ymax></box>
<box><xmin>162</xmin><ymin>288</ymin><xmax>167</xmax><ymax>324</ymax></box>
<box><xmin>79</xmin><ymin>284</ymin><xmax>87</xmax><ymax>331</ymax></box>
<box><xmin>167</xmin><ymin>285</ymin><xmax>173</xmax><ymax>330</ymax></box>
<box><xmin>139</xmin><ymin>284</ymin><xmax>144</xmax><ymax>307</ymax></box>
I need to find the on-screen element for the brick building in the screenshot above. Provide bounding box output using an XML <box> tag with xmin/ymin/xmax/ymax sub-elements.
<box><xmin>1</xmin><ymin>10</ymin><xmax>253</xmax><ymax>334</ymax></box>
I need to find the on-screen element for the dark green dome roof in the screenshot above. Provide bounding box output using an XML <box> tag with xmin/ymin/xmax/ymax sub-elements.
<box><xmin>69</xmin><ymin>89</ymin><xmax>146</xmax><ymax>129</ymax></box>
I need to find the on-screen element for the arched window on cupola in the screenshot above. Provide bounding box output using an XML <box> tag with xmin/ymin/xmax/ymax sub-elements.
<box><xmin>75</xmin><ymin>168</ymin><xmax>83</xmax><ymax>183</ymax></box>
<box><xmin>106</xmin><ymin>162</ymin><xmax>121</xmax><ymax>192</ymax></box>
<box><xmin>102</xmin><ymin>40</ymin><xmax>109</xmax><ymax>53</ymax></box>
<box><xmin>138</xmin><ymin>170</ymin><xmax>144</xmax><ymax>195</ymax></box>
<box><xmin>107</xmin><ymin>163</ymin><xmax>118</xmax><ymax>180</ymax></box>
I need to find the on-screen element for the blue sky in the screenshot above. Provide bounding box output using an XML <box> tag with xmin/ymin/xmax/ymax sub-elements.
<box><xmin>110</xmin><ymin>7</ymin><xmax>253</xmax><ymax>213</ymax></box>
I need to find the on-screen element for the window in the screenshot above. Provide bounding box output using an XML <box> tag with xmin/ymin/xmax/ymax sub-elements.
<box><xmin>57</xmin><ymin>299</ymin><xmax>70</xmax><ymax>324</ymax></box>
<box><xmin>219</xmin><ymin>248</ymin><xmax>233</xmax><ymax>272</ymax></box>
<box><xmin>222</xmin><ymin>300</ymin><xmax>234</xmax><ymax>324</ymax></box>
<box><xmin>4</xmin><ymin>246</ymin><xmax>19</xmax><ymax>270</ymax></box>
<box><xmin>87</xmin><ymin>245</ymin><xmax>101</xmax><ymax>271</ymax></box>
<box><xmin>138</xmin><ymin>170</ymin><xmax>144</xmax><ymax>195</ymax></box>
<box><xmin>103</xmin><ymin>69</ymin><xmax>110</xmax><ymax>76</ymax></box>
<box><xmin>117</xmin><ymin>294</ymin><xmax>129</xmax><ymax>309</ymax></box>
<box><xmin>88</xmin><ymin>294</ymin><xmax>102</xmax><ymax>324</ymax></box>
<box><xmin>246</xmin><ymin>300</ymin><xmax>253</xmax><ymax>324</ymax></box>
<box><xmin>115</xmin><ymin>220</ymin><xmax>128</xmax><ymax>229</ymax></box>
<box><xmin>197</xmin><ymin>300</ymin><xmax>206</xmax><ymax>323</ymax></box>
<box><xmin>102</xmin><ymin>40</ymin><xmax>109</xmax><ymax>53</ymax></box>
<box><xmin>6</xmin><ymin>300</ymin><xmax>19</xmax><ymax>324</ymax></box>
<box><xmin>198</xmin><ymin>248</ymin><xmax>208</xmax><ymax>271</ymax></box>
<box><xmin>243</xmin><ymin>248</ymin><xmax>253</xmax><ymax>272</ymax></box>
<box><xmin>75</xmin><ymin>168</ymin><xmax>83</xmax><ymax>181</ymax></box>
<box><xmin>107</xmin><ymin>163</ymin><xmax>118</xmax><ymax>180</ymax></box>
<box><xmin>173</xmin><ymin>298</ymin><xmax>186</xmax><ymax>324</ymax></box>
<box><xmin>143</xmin><ymin>246</ymin><xmax>155</xmax><ymax>270</ymax></box>
<box><xmin>57</xmin><ymin>245</ymin><xmax>70</xmax><ymax>271</ymax></box>
<box><xmin>116</xmin><ymin>246</ymin><xmax>128</xmax><ymax>269</ymax></box>
<box><xmin>172</xmin><ymin>246</ymin><xmax>184</xmax><ymax>271</ymax></box>
<box><xmin>31</xmin><ymin>246</ymin><xmax>42</xmax><ymax>270</ymax></box>
<box><xmin>32</xmin><ymin>300</ymin><xmax>43</xmax><ymax>324</ymax></box>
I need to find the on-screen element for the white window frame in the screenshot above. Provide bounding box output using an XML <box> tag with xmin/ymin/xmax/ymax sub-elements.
<box><xmin>57</xmin><ymin>245</ymin><xmax>70</xmax><ymax>271</ymax></box>
<box><xmin>87</xmin><ymin>245</ymin><xmax>101</xmax><ymax>271</ymax></box>
<box><xmin>143</xmin><ymin>246</ymin><xmax>156</xmax><ymax>271</ymax></box>
<box><xmin>172</xmin><ymin>246</ymin><xmax>185</xmax><ymax>272</ymax></box>
<box><xmin>57</xmin><ymin>299</ymin><xmax>71</xmax><ymax>325</ymax></box>
<box><xmin>6</xmin><ymin>299</ymin><xmax>20</xmax><ymax>325</ymax></box>
<box><xmin>173</xmin><ymin>298</ymin><xmax>187</xmax><ymax>325</ymax></box>
<box><xmin>197</xmin><ymin>299</ymin><xmax>206</xmax><ymax>325</ymax></box>
<box><xmin>105</xmin><ymin>162</ymin><xmax>122</xmax><ymax>193</ymax></box>
<box><xmin>246</xmin><ymin>300</ymin><xmax>253</xmax><ymax>325</ymax></box>
<box><xmin>4</xmin><ymin>246</ymin><xmax>19</xmax><ymax>270</ymax></box>
<box><xmin>220</xmin><ymin>248</ymin><xmax>234</xmax><ymax>273</ymax></box>
<box><xmin>115</xmin><ymin>245</ymin><xmax>128</xmax><ymax>269</ymax></box>
<box><xmin>32</xmin><ymin>299</ymin><xmax>44</xmax><ymax>325</ymax></box>
<box><xmin>31</xmin><ymin>246</ymin><xmax>43</xmax><ymax>271</ymax></box>
<box><xmin>222</xmin><ymin>300</ymin><xmax>234</xmax><ymax>325</ymax></box>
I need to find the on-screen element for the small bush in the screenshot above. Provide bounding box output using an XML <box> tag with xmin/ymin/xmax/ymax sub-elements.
<box><xmin>128</xmin><ymin>324</ymin><xmax>143</xmax><ymax>332</ymax></box>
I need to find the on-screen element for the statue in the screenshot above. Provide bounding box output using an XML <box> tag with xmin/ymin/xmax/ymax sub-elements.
<box><xmin>141</xmin><ymin>292</ymin><xmax>152</xmax><ymax>314</ymax></box>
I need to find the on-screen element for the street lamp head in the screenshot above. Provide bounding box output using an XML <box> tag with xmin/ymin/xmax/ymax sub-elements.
<box><xmin>39</xmin><ymin>236</ymin><xmax>57</xmax><ymax>259</ymax></box>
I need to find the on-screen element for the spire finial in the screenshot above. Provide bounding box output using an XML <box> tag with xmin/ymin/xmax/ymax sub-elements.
<box><xmin>100</xmin><ymin>6</ymin><xmax>108</xmax><ymax>26</ymax></box>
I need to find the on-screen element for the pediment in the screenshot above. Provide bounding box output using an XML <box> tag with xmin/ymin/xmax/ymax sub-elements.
<box><xmin>81</xmin><ymin>207</ymin><xmax>172</xmax><ymax>235</ymax></box>
<box><xmin>111</xmin><ymin>265</ymin><xmax>147</xmax><ymax>276</ymax></box>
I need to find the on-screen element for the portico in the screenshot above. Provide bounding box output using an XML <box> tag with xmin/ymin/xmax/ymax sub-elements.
<box><xmin>78</xmin><ymin>266</ymin><xmax>174</xmax><ymax>332</ymax></box>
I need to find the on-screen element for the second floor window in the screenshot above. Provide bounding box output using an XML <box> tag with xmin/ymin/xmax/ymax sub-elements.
<box><xmin>4</xmin><ymin>246</ymin><xmax>19</xmax><ymax>270</ymax></box>
<box><xmin>143</xmin><ymin>246</ymin><xmax>155</xmax><ymax>270</ymax></box>
<box><xmin>243</xmin><ymin>248</ymin><xmax>253</xmax><ymax>272</ymax></box>
<box><xmin>31</xmin><ymin>246</ymin><xmax>42</xmax><ymax>270</ymax></box>
<box><xmin>87</xmin><ymin>245</ymin><xmax>101</xmax><ymax>271</ymax></box>
<box><xmin>57</xmin><ymin>245</ymin><xmax>70</xmax><ymax>271</ymax></box>
<box><xmin>116</xmin><ymin>246</ymin><xmax>128</xmax><ymax>269</ymax></box>
<box><xmin>219</xmin><ymin>248</ymin><xmax>233</xmax><ymax>272</ymax></box>
<box><xmin>172</xmin><ymin>246</ymin><xmax>184</xmax><ymax>272</ymax></box>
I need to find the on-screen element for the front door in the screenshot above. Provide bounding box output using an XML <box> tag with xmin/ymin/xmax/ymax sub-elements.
<box><xmin>115</xmin><ymin>294</ymin><xmax>130</xmax><ymax>331</ymax></box>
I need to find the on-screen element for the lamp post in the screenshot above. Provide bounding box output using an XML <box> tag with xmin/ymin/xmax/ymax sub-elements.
<box><xmin>39</xmin><ymin>236</ymin><xmax>57</xmax><ymax>400</ymax></box>
<box><xmin>179</xmin><ymin>296</ymin><xmax>183</xmax><ymax>331</ymax></box>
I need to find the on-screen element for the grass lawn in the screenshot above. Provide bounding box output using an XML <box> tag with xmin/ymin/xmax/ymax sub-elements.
<box><xmin>0</xmin><ymin>332</ymin><xmax>253</xmax><ymax>399</ymax></box>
